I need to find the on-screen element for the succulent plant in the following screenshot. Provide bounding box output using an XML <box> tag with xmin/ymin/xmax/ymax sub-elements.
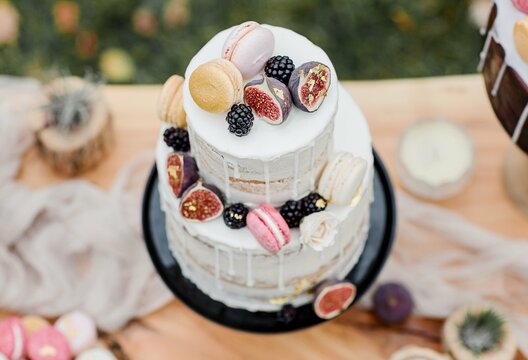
<box><xmin>458</xmin><ymin>309</ymin><xmax>505</xmax><ymax>356</ymax></box>
<box><xmin>288</xmin><ymin>61</ymin><xmax>331</xmax><ymax>113</ymax></box>
<box><xmin>43</xmin><ymin>73</ymin><xmax>104</xmax><ymax>132</ymax></box>
<box><xmin>313</xmin><ymin>279</ymin><xmax>356</xmax><ymax>320</ymax></box>
<box><xmin>167</xmin><ymin>153</ymin><xmax>199</xmax><ymax>198</ymax></box>
<box><xmin>244</xmin><ymin>76</ymin><xmax>292</xmax><ymax>125</ymax></box>
<box><xmin>179</xmin><ymin>180</ymin><xmax>224</xmax><ymax>222</ymax></box>
<box><xmin>443</xmin><ymin>304</ymin><xmax>516</xmax><ymax>360</ymax></box>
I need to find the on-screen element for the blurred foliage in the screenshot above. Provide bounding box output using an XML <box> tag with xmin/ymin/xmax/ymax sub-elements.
<box><xmin>0</xmin><ymin>0</ymin><xmax>481</xmax><ymax>83</ymax></box>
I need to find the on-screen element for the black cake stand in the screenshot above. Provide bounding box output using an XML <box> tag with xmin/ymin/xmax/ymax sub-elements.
<box><xmin>142</xmin><ymin>149</ymin><xmax>396</xmax><ymax>333</ymax></box>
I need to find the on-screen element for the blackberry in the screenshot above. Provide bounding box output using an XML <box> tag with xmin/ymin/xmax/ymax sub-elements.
<box><xmin>279</xmin><ymin>200</ymin><xmax>304</xmax><ymax>228</ymax></box>
<box><xmin>277</xmin><ymin>304</ymin><xmax>297</xmax><ymax>324</ymax></box>
<box><xmin>223</xmin><ymin>203</ymin><xmax>249</xmax><ymax>229</ymax></box>
<box><xmin>301</xmin><ymin>192</ymin><xmax>327</xmax><ymax>216</ymax></box>
<box><xmin>226</xmin><ymin>104</ymin><xmax>254</xmax><ymax>137</ymax></box>
<box><xmin>265</xmin><ymin>55</ymin><xmax>295</xmax><ymax>85</ymax></box>
<box><xmin>163</xmin><ymin>127</ymin><xmax>190</xmax><ymax>152</ymax></box>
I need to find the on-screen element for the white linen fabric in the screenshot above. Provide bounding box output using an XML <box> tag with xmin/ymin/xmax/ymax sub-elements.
<box><xmin>0</xmin><ymin>77</ymin><xmax>172</xmax><ymax>331</ymax></box>
<box><xmin>361</xmin><ymin>192</ymin><xmax>528</xmax><ymax>356</ymax></box>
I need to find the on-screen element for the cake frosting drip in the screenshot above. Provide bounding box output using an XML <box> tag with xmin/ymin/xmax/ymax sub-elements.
<box><xmin>480</xmin><ymin>0</ymin><xmax>528</xmax><ymax>152</ymax></box>
<box><xmin>481</xmin><ymin>0</ymin><xmax>528</xmax><ymax>84</ymax></box>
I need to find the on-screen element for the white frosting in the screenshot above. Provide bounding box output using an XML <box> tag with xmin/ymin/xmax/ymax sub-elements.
<box><xmin>491</xmin><ymin>0</ymin><xmax>528</xmax><ymax>84</ymax></box>
<box><xmin>156</xmin><ymin>85</ymin><xmax>373</xmax><ymax>251</ymax></box>
<box><xmin>253</xmin><ymin>208</ymin><xmax>286</xmax><ymax>247</ymax></box>
<box><xmin>183</xmin><ymin>25</ymin><xmax>339</xmax><ymax>161</ymax></box>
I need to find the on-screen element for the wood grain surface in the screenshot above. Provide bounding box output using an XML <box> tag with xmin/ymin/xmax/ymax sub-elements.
<box><xmin>13</xmin><ymin>75</ymin><xmax>528</xmax><ymax>359</ymax></box>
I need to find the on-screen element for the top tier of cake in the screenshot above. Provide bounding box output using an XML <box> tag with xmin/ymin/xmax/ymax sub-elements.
<box><xmin>183</xmin><ymin>25</ymin><xmax>338</xmax><ymax>160</ymax></box>
<box><xmin>182</xmin><ymin>25</ymin><xmax>339</xmax><ymax>206</ymax></box>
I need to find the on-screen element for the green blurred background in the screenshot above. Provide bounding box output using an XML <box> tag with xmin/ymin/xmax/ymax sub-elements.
<box><xmin>0</xmin><ymin>0</ymin><xmax>485</xmax><ymax>83</ymax></box>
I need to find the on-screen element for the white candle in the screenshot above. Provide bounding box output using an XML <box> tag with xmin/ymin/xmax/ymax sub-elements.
<box><xmin>398</xmin><ymin>118</ymin><xmax>475</xmax><ymax>200</ymax></box>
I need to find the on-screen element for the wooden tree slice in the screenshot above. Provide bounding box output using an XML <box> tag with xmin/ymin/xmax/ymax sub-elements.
<box><xmin>32</xmin><ymin>77</ymin><xmax>114</xmax><ymax>175</ymax></box>
<box><xmin>504</xmin><ymin>144</ymin><xmax>528</xmax><ymax>215</ymax></box>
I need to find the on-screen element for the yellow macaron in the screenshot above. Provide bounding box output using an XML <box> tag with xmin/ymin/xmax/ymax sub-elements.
<box><xmin>189</xmin><ymin>59</ymin><xmax>243</xmax><ymax>113</ymax></box>
<box><xmin>22</xmin><ymin>315</ymin><xmax>50</xmax><ymax>336</ymax></box>
<box><xmin>514</xmin><ymin>17</ymin><xmax>528</xmax><ymax>63</ymax></box>
<box><xmin>158</xmin><ymin>74</ymin><xmax>187</xmax><ymax>127</ymax></box>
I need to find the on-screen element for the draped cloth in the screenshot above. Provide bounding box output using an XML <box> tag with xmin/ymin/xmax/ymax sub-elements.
<box><xmin>0</xmin><ymin>77</ymin><xmax>172</xmax><ymax>331</ymax></box>
<box><xmin>1</xmin><ymin>77</ymin><xmax>527</xmax><ymax>356</ymax></box>
<box><xmin>360</xmin><ymin>188</ymin><xmax>528</xmax><ymax>356</ymax></box>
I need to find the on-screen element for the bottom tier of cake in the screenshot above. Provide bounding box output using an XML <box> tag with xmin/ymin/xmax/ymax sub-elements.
<box><xmin>162</xmin><ymin>182</ymin><xmax>372</xmax><ymax>311</ymax></box>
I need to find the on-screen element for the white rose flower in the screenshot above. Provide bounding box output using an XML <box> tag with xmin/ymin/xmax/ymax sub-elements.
<box><xmin>300</xmin><ymin>212</ymin><xmax>339</xmax><ymax>252</ymax></box>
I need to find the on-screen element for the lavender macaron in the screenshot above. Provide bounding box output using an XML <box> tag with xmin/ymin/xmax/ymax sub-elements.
<box><xmin>222</xmin><ymin>21</ymin><xmax>275</xmax><ymax>79</ymax></box>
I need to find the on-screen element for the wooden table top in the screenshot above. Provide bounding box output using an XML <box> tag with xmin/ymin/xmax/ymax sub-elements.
<box><xmin>16</xmin><ymin>75</ymin><xmax>528</xmax><ymax>359</ymax></box>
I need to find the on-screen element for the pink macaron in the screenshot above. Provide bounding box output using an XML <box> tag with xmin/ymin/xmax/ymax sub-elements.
<box><xmin>513</xmin><ymin>0</ymin><xmax>528</xmax><ymax>13</ymax></box>
<box><xmin>247</xmin><ymin>204</ymin><xmax>290</xmax><ymax>254</ymax></box>
<box><xmin>0</xmin><ymin>317</ymin><xmax>28</xmax><ymax>359</ymax></box>
<box><xmin>222</xmin><ymin>21</ymin><xmax>275</xmax><ymax>79</ymax></box>
<box><xmin>28</xmin><ymin>326</ymin><xmax>72</xmax><ymax>360</ymax></box>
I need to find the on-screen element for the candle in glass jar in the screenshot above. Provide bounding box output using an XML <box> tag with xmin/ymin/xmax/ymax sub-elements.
<box><xmin>397</xmin><ymin>118</ymin><xmax>475</xmax><ymax>200</ymax></box>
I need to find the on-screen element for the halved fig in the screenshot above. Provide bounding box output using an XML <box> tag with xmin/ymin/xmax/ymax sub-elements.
<box><xmin>288</xmin><ymin>61</ymin><xmax>331</xmax><ymax>112</ymax></box>
<box><xmin>179</xmin><ymin>179</ymin><xmax>224</xmax><ymax>222</ymax></box>
<box><xmin>167</xmin><ymin>153</ymin><xmax>199</xmax><ymax>198</ymax></box>
<box><xmin>244</xmin><ymin>76</ymin><xmax>292</xmax><ymax>125</ymax></box>
<box><xmin>313</xmin><ymin>279</ymin><xmax>356</xmax><ymax>320</ymax></box>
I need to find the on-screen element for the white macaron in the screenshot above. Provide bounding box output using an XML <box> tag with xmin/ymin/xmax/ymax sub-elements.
<box><xmin>54</xmin><ymin>311</ymin><xmax>97</xmax><ymax>355</ymax></box>
<box><xmin>318</xmin><ymin>152</ymin><xmax>367</xmax><ymax>206</ymax></box>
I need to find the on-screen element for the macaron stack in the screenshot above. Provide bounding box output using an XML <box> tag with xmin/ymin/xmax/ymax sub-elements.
<box><xmin>185</xmin><ymin>21</ymin><xmax>333</xmax><ymax>137</ymax></box>
<box><xmin>0</xmin><ymin>312</ymin><xmax>117</xmax><ymax>360</ymax></box>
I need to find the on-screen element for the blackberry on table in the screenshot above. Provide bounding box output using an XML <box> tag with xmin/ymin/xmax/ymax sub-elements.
<box><xmin>301</xmin><ymin>192</ymin><xmax>327</xmax><ymax>216</ymax></box>
<box><xmin>223</xmin><ymin>203</ymin><xmax>249</xmax><ymax>229</ymax></box>
<box><xmin>279</xmin><ymin>200</ymin><xmax>304</xmax><ymax>228</ymax></box>
<box><xmin>265</xmin><ymin>55</ymin><xmax>295</xmax><ymax>85</ymax></box>
<box><xmin>163</xmin><ymin>127</ymin><xmax>190</xmax><ymax>152</ymax></box>
<box><xmin>277</xmin><ymin>304</ymin><xmax>297</xmax><ymax>324</ymax></box>
<box><xmin>226</xmin><ymin>104</ymin><xmax>254</xmax><ymax>137</ymax></box>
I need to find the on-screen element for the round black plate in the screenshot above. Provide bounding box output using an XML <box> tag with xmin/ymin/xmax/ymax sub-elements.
<box><xmin>142</xmin><ymin>149</ymin><xmax>396</xmax><ymax>333</ymax></box>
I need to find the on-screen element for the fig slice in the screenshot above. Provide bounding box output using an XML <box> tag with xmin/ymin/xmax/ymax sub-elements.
<box><xmin>179</xmin><ymin>179</ymin><xmax>225</xmax><ymax>222</ymax></box>
<box><xmin>167</xmin><ymin>153</ymin><xmax>199</xmax><ymax>198</ymax></box>
<box><xmin>313</xmin><ymin>279</ymin><xmax>356</xmax><ymax>320</ymax></box>
<box><xmin>288</xmin><ymin>61</ymin><xmax>331</xmax><ymax>112</ymax></box>
<box><xmin>313</xmin><ymin>279</ymin><xmax>357</xmax><ymax>320</ymax></box>
<box><xmin>244</xmin><ymin>76</ymin><xmax>292</xmax><ymax>125</ymax></box>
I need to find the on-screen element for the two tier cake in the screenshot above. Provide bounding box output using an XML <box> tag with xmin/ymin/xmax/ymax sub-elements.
<box><xmin>155</xmin><ymin>22</ymin><xmax>374</xmax><ymax>316</ymax></box>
